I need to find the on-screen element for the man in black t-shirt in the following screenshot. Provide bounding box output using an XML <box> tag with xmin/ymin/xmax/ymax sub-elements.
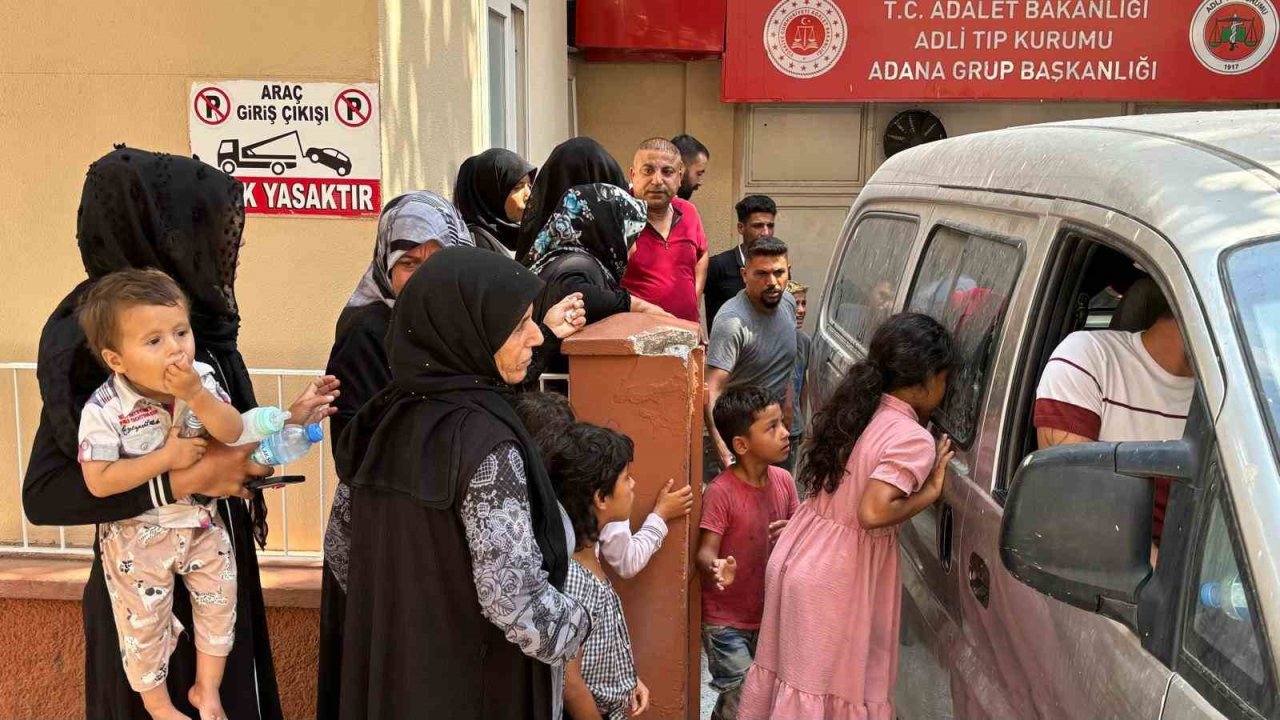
<box><xmin>704</xmin><ymin>195</ymin><xmax>778</xmax><ymax>333</ymax></box>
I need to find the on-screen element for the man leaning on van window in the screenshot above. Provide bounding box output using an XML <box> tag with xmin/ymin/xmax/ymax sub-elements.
<box><xmin>1033</xmin><ymin>279</ymin><xmax>1194</xmax><ymax>546</ymax></box>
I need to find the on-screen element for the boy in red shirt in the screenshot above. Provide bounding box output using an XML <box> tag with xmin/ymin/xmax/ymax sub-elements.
<box><xmin>696</xmin><ymin>385</ymin><xmax>798</xmax><ymax>720</ymax></box>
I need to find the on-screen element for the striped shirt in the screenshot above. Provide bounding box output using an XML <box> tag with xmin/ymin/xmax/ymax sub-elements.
<box><xmin>1034</xmin><ymin>330</ymin><xmax>1193</xmax><ymax>443</ymax></box>
<box><xmin>76</xmin><ymin>362</ymin><xmax>229</xmax><ymax>528</ymax></box>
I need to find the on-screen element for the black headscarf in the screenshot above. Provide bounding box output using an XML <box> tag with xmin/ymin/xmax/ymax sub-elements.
<box><xmin>336</xmin><ymin>246</ymin><xmax>568</xmax><ymax>586</ymax></box>
<box><xmin>515</xmin><ymin>137</ymin><xmax>628</xmax><ymax>262</ymax></box>
<box><xmin>40</xmin><ymin>145</ymin><xmax>266</xmax><ymax>544</ymax></box>
<box><xmin>454</xmin><ymin>149</ymin><xmax>536</xmax><ymax>254</ymax></box>
<box><xmin>523</xmin><ymin>183</ymin><xmax>647</xmax><ymax>284</ymax></box>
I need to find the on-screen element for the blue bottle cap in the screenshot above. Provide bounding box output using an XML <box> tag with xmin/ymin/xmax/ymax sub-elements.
<box><xmin>305</xmin><ymin>423</ymin><xmax>325</xmax><ymax>443</ymax></box>
<box><xmin>1200</xmin><ymin>582</ymin><xmax>1218</xmax><ymax>607</ymax></box>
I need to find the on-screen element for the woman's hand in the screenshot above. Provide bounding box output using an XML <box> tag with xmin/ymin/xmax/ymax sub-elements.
<box><xmin>288</xmin><ymin>375</ymin><xmax>340</xmax><ymax>426</ymax></box>
<box><xmin>544</xmin><ymin>292</ymin><xmax>588</xmax><ymax>339</ymax></box>
<box><xmin>629</xmin><ymin>296</ymin><xmax>675</xmax><ymax>319</ymax></box>
<box><xmin>170</xmin><ymin>441</ymin><xmax>272</xmax><ymax>500</ymax></box>
<box><xmin>630</xmin><ymin>679</ymin><xmax>650</xmax><ymax>717</ymax></box>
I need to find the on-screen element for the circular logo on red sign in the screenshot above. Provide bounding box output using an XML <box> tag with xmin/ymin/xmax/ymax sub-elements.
<box><xmin>764</xmin><ymin>0</ymin><xmax>847</xmax><ymax>80</ymax></box>
<box><xmin>1190</xmin><ymin>0</ymin><xmax>1277</xmax><ymax>74</ymax></box>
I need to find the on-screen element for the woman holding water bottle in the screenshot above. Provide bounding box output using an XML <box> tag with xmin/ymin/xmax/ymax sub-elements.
<box><xmin>22</xmin><ymin>146</ymin><xmax>337</xmax><ymax>720</ymax></box>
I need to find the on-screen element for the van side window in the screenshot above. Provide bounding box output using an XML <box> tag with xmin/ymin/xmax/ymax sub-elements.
<box><xmin>1183</xmin><ymin>478</ymin><xmax>1274</xmax><ymax>716</ymax></box>
<box><xmin>907</xmin><ymin>226</ymin><xmax>1023</xmax><ymax>446</ymax></box>
<box><xmin>826</xmin><ymin>215</ymin><xmax>918</xmax><ymax>348</ymax></box>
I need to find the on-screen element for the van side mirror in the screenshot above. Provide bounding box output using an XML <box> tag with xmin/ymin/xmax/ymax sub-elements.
<box><xmin>999</xmin><ymin>440</ymin><xmax>1192</xmax><ymax>628</ymax></box>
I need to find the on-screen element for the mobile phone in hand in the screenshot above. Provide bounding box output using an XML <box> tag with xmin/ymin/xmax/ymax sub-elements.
<box><xmin>246</xmin><ymin>475</ymin><xmax>305</xmax><ymax>492</ymax></box>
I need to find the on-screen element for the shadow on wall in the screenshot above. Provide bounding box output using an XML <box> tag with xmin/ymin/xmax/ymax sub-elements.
<box><xmin>380</xmin><ymin>0</ymin><xmax>482</xmax><ymax>198</ymax></box>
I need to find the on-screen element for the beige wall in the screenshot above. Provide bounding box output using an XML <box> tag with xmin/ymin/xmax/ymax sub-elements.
<box><xmin>0</xmin><ymin>0</ymin><xmax>380</xmax><ymax>370</ymax></box>
<box><xmin>380</xmin><ymin>0</ymin><xmax>483</xmax><ymax>197</ymax></box>
<box><xmin>382</xmin><ymin>0</ymin><xmax>572</xmax><ymax>191</ymax></box>
<box><xmin>1</xmin><ymin>0</ymin><xmax>573</xmax><ymax>369</ymax></box>
<box><xmin>526</xmin><ymin>0</ymin><xmax>573</xmax><ymax>164</ymax></box>
<box><xmin>574</xmin><ymin>61</ymin><xmax>739</xmax><ymax>252</ymax></box>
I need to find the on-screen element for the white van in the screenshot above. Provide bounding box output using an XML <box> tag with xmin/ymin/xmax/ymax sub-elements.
<box><xmin>810</xmin><ymin>111</ymin><xmax>1280</xmax><ymax>719</ymax></box>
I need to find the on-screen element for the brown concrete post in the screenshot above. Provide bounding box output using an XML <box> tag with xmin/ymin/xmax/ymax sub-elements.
<box><xmin>562</xmin><ymin>313</ymin><xmax>704</xmax><ymax>720</ymax></box>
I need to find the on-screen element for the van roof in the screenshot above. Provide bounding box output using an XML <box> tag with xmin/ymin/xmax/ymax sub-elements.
<box><xmin>872</xmin><ymin>110</ymin><xmax>1280</xmax><ymax>262</ymax></box>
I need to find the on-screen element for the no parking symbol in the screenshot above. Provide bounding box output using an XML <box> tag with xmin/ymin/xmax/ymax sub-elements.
<box><xmin>335</xmin><ymin>88</ymin><xmax>372</xmax><ymax>128</ymax></box>
<box><xmin>194</xmin><ymin>86</ymin><xmax>231</xmax><ymax>126</ymax></box>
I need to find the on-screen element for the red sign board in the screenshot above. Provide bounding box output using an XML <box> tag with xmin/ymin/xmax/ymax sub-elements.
<box><xmin>238</xmin><ymin>177</ymin><xmax>380</xmax><ymax>217</ymax></box>
<box><xmin>575</xmin><ymin>0</ymin><xmax>726</xmax><ymax>58</ymax></box>
<box><xmin>723</xmin><ymin>0</ymin><xmax>1280</xmax><ymax>101</ymax></box>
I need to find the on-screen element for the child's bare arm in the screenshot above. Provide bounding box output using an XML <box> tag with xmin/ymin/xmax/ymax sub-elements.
<box><xmin>185</xmin><ymin>390</ymin><xmax>244</xmax><ymax>444</ymax></box>
<box><xmin>82</xmin><ymin>428</ymin><xmax>206</xmax><ymax>498</ymax></box>
<box><xmin>858</xmin><ymin>436</ymin><xmax>953</xmax><ymax>530</ymax></box>
<box><xmin>165</xmin><ymin>358</ymin><xmax>243</xmax><ymax>443</ymax></box>
<box><xmin>695</xmin><ymin>529</ymin><xmax>737</xmax><ymax>591</ymax></box>
<box><xmin>564</xmin><ymin>652</ymin><xmax>604</xmax><ymax>720</ymax></box>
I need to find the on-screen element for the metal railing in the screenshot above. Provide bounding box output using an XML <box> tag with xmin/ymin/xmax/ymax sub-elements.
<box><xmin>0</xmin><ymin>363</ymin><xmax>570</xmax><ymax>562</ymax></box>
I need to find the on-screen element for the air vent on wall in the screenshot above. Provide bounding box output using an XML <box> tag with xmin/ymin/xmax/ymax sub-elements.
<box><xmin>884</xmin><ymin>110</ymin><xmax>947</xmax><ymax>158</ymax></box>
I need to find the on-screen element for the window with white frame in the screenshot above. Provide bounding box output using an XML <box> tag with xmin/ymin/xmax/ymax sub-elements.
<box><xmin>487</xmin><ymin>0</ymin><xmax>528</xmax><ymax>154</ymax></box>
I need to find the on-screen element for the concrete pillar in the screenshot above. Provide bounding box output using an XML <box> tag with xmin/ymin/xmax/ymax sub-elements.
<box><xmin>562</xmin><ymin>313</ymin><xmax>704</xmax><ymax>720</ymax></box>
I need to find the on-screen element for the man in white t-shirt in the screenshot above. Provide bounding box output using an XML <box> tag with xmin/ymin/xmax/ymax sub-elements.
<box><xmin>1034</xmin><ymin>300</ymin><xmax>1194</xmax><ymax>543</ymax></box>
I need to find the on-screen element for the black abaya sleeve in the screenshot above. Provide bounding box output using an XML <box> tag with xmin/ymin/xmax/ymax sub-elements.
<box><xmin>525</xmin><ymin>256</ymin><xmax>631</xmax><ymax>382</ymax></box>
<box><xmin>22</xmin><ymin>410</ymin><xmax>168</xmax><ymax>526</ymax></box>
<box><xmin>325</xmin><ymin>304</ymin><xmax>393</xmax><ymax>450</ymax></box>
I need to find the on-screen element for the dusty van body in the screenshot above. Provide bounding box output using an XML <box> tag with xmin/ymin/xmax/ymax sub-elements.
<box><xmin>810</xmin><ymin>111</ymin><xmax>1280</xmax><ymax>719</ymax></box>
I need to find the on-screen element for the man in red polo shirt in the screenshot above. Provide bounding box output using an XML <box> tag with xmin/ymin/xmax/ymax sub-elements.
<box><xmin>621</xmin><ymin>137</ymin><xmax>709</xmax><ymax>324</ymax></box>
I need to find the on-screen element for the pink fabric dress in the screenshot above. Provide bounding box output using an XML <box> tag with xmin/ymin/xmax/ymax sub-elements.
<box><xmin>737</xmin><ymin>395</ymin><xmax>937</xmax><ymax>720</ymax></box>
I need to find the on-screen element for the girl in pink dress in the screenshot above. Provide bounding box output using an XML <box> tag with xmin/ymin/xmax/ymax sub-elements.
<box><xmin>737</xmin><ymin>313</ymin><xmax>958</xmax><ymax>720</ymax></box>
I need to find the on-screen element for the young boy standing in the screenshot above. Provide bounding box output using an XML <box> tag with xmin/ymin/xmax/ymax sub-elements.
<box><xmin>697</xmin><ymin>385</ymin><xmax>799</xmax><ymax>720</ymax></box>
<box><xmin>76</xmin><ymin>269</ymin><xmax>253</xmax><ymax>720</ymax></box>
<box><xmin>514</xmin><ymin>391</ymin><xmax>694</xmax><ymax>579</ymax></box>
<box><xmin>548</xmin><ymin>423</ymin><xmax>651</xmax><ymax>720</ymax></box>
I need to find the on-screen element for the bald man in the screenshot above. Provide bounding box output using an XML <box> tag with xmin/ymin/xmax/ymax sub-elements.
<box><xmin>620</xmin><ymin>137</ymin><xmax>709</xmax><ymax>325</ymax></box>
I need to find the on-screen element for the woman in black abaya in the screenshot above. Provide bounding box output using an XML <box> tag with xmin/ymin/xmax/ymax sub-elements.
<box><xmin>515</xmin><ymin>136</ymin><xmax>628</xmax><ymax>262</ymax></box>
<box><xmin>317</xmin><ymin>190</ymin><xmax>474</xmax><ymax>719</ymax></box>
<box><xmin>22</xmin><ymin>146</ymin><xmax>335</xmax><ymax>720</ymax></box>
<box><xmin>337</xmin><ymin>247</ymin><xmax>590</xmax><ymax>720</ymax></box>
<box><xmin>521</xmin><ymin>182</ymin><xmax>672</xmax><ymax>384</ymax></box>
<box><xmin>454</xmin><ymin>148</ymin><xmax>536</xmax><ymax>257</ymax></box>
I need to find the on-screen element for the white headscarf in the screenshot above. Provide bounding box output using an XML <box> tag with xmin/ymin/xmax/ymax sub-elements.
<box><xmin>346</xmin><ymin>191</ymin><xmax>475</xmax><ymax>308</ymax></box>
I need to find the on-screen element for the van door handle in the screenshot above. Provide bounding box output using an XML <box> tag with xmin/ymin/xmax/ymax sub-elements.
<box><xmin>968</xmin><ymin>553</ymin><xmax>991</xmax><ymax>608</ymax></box>
<box><xmin>937</xmin><ymin>502</ymin><xmax>954</xmax><ymax>574</ymax></box>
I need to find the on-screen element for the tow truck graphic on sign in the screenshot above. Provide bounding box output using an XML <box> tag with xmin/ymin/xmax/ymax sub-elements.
<box><xmin>217</xmin><ymin>131</ymin><xmax>352</xmax><ymax>177</ymax></box>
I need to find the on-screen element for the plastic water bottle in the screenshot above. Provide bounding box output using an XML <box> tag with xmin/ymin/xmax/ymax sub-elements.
<box><xmin>1199</xmin><ymin>575</ymin><xmax>1249</xmax><ymax>621</ymax></box>
<box><xmin>252</xmin><ymin>424</ymin><xmax>324</xmax><ymax>466</ymax></box>
<box><xmin>239</xmin><ymin>407</ymin><xmax>292</xmax><ymax>444</ymax></box>
<box><xmin>175</xmin><ymin>405</ymin><xmax>290</xmax><ymax>443</ymax></box>
<box><xmin>173</xmin><ymin>407</ymin><xmax>211</xmax><ymax>502</ymax></box>
<box><xmin>175</xmin><ymin>406</ymin><xmax>207</xmax><ymax>439</ymax></box>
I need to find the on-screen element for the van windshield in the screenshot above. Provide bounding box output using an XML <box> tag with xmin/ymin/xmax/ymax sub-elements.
<box><xmin>1226</xmin><ymin>238</ymin><xmax>1280</xmax><ymax>450</ymax></box>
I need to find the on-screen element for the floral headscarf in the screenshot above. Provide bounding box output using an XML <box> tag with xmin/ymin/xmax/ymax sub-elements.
<box><xmin>524</xmin><ymin>183</ymin><xmax>646</xmax><ymax>284</ymax></box>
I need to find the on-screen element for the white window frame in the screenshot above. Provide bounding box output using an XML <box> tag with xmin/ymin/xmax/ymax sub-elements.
<box><xmin>485</xmin><ymin>0</ymin><xmax>529</xmax><ymax>154</ymax></box>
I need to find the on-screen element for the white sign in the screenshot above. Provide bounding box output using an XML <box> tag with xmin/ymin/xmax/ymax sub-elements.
<box><xmin>189</xmin><ymin>80</ymin><xmax>381</xmax><ymax>217</ymax></box>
